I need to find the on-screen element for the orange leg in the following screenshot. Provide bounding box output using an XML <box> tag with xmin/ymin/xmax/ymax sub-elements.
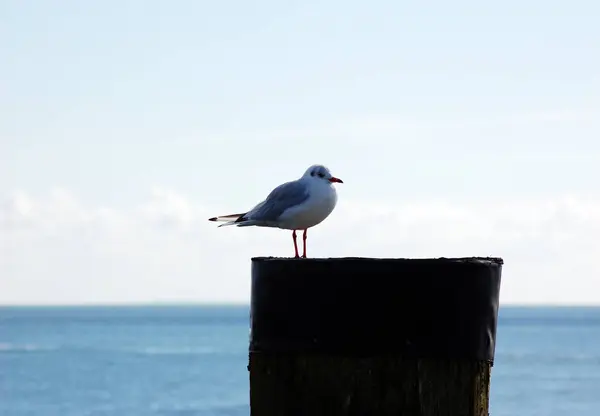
<box><xmin>302</xmin><ymin>229</ymin><xmax>307</xmax><ymax>258</ymax></box>
<box><xmin>292</xmin><ymin>230</ymin><xmax>299</xmax><ymax>258</ymax></box>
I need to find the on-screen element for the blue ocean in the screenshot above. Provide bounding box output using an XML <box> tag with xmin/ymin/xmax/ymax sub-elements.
<box><xmin>1</xmin><ymin>306</ymin><xmax>599</xmax><ymax>416</ymax></box>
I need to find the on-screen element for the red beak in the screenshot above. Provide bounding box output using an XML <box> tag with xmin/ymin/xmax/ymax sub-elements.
<box><xmin>329</xmin><ymin>177</ymin><xmax>343</xmax><ymax>183</ymax></box>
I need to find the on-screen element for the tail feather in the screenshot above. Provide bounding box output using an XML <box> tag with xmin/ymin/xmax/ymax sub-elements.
<box><xmin>208</xmin><ymin>212</ymin><xmax>249</xmax><ymax>227</ymax></box>
<box><xmin>208</xmin><ymin>213</ymin><xmax>245</xmax><ymax>222</ymax></box>
<box><xmin>217</xmin><ymin>221</ymin><xmax>238</xmax><ymax>227</ymax></box>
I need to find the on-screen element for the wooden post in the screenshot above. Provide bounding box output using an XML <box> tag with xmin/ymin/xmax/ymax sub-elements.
<box><xmin>248</xmin><ymin>257</ymin><xmax>503</xmax><ymax>416</ymax></box>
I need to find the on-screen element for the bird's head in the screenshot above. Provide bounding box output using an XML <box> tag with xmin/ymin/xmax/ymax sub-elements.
<box><xmin>302</xmin><ymin>164</ymin><xmax>343</xmax><ymax>184</ymax></box>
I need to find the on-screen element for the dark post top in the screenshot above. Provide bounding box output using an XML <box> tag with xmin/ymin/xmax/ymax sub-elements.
<box><xmin>250</xmin><ymin>257</ymin><xmax>503</xmax><ymax>362</ymax></box>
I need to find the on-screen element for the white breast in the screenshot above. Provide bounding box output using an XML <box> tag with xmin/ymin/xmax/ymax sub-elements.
<box><xmin>277</xmin><ymin>182</ymin><xmax>338</xmax><ymax>230</ymax></box>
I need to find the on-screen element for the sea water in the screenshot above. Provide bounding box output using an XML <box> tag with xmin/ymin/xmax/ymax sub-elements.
<box><xmin>1</xmin><ymin>305</ymin><xmax>599</xmax><ymax>415</ymax></box>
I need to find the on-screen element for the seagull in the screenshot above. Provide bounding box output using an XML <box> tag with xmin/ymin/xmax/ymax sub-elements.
<box><xmin>208</xmin><ymin>164</ymin><xmax>343</xmax><ymax>258</ymax></box>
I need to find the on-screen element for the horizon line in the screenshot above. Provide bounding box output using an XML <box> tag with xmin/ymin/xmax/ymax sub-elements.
<box><xmin>1</xmin><ymin>301</ymin><xmax>599</xmax><ymax>308</ymax></box>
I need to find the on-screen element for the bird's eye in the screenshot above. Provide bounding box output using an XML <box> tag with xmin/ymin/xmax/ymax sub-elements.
<box><xmin>318</xmin><ymin>172</ymin><xmax>325</xmax><ymax>178</ymax></box>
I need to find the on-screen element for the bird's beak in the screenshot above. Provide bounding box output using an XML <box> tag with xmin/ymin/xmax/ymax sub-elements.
<box><xmin>329</xmin><ymin>177</ymin><xmax>343</xmax><ymax>183</ymax></box>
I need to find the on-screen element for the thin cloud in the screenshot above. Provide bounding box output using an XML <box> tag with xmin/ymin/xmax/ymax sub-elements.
<box><xmin>1</xmin><ymin>189</ymin><xmax>600</xmax><ymax>305</ymax></box>
<box><xmin>188</xmin><ymin>106</ymin><xmax>600</xmax><ymax>146</ymax></box>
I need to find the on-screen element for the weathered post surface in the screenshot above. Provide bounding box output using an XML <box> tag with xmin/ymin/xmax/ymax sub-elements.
<box><xmin>248</xmin><ymin>257</ymin><xmax>503</xmax><ymax>416</ymax></box>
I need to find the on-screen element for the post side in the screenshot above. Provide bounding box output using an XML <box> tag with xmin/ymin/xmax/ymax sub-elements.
<box><xmin>248</xmin><ymin>257</ymin><xmax>503</xmax><ymax>416</ymax></box>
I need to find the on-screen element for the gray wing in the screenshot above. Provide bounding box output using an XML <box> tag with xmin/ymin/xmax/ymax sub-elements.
<box><xmin>248</xmin><ymin>180</ymin><xmax>310</xmax><ymax>222</ymax></box>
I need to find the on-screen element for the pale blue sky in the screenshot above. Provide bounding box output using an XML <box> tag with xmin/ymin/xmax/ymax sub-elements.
<box><xmin>1</xmin><ymin>0</ymin><xmax>600</xmax><ymax>305</ymax></box>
